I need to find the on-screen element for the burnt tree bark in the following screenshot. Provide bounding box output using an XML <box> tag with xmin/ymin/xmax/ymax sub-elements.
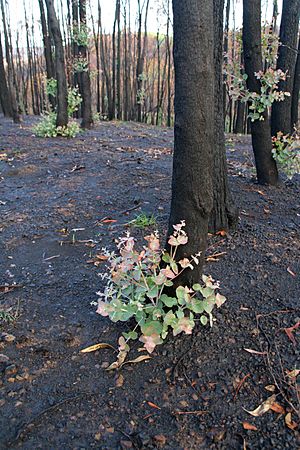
<box><xmin>291</xmin><ymin>33</ymin><xmax>300</xmax><ymax>129</ymax></box>
<box><xmin>0</xmin><ymin>0</ymin><xmax>20</xmax><ymax>122</ymax></box>
<box><xmin>168</xmin><ymin>0</ymin><xmax>214</xmax><ymax>285</ymax></box>
<box><xmin>45</xmin><ymin>0</ymin><xmax>68</xmax><ymax>127</ymax></box>
<box><xmin>38</xmin><ymin>0</ymin><xmax>56</xmax><ymax>110</ymax></box>
<box><xmin>209</xmin><ymin>0</ymin><xmax>238</xmax><ymax>233</ymax></box>
<box><xmin>271</xmin><ymin>0</ymin><xmax>300</xmax><ymax>135</ymax></box>
<box><xmin>243</xmin><ymin>0</ymin><xmax>279</xmax><ymax>185</ymax></box>
<box><xmin>0</xmin><ymin>32</ymin><xmax>13</xmax><ymax>117</ymax></box>
<box><xmin>78</xmin><ymin>0</ymin><xmax>93</xmax><ymax>129</ymax></box>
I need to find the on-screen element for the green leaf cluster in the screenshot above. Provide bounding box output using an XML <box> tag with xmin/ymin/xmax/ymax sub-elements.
<box><xmin>96</xmin><ymin>223</ymin><xmax>226</xmax><ymax>353</ymax></box>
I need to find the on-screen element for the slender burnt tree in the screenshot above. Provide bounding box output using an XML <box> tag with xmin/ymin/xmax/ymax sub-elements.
<box><xmin>243</xmin><ymin>0</ymin><xmax>279</xmax><ymax>185</ymax></box>
<box><xmin>38</xmin><ymin>0</ymin><xmax>55</xmax><ymax>109</ymax></box>
<box><xmin>271</xmin><ymin>0</ymin><xmax>300</xmax><ymax>135</ymax></box>
<box><xmin>209</xmin><ymin>0</ymin><xmax>238</xmax><ymax>233</ymax></box>
<box><xmin>291</xmin><ymin>34</ymin><xmax>300</xmax><ymax>128</ymax></box>
<box><xmin>78</xmin><ymin>0</ymin><xmax>93</xmax><ymax>129</ymax></box>
<box><xmin>0</xmin><ymin>0</ymin><xmax>20</xmax><ymax>122</ymax></box>
<box><xmin>0</xmin><ymin>32</ymin><xmax>13</xmax><ymax>117</ymax></box>
<box><xmin>45</xmin><ymin>0</ymin><xmax>68</xmax><ymax>127</ymax></box>
<box><xmin>168</xmin><ymin>0</ymin><xmax>214</xmax><ymax>286</ymax></box>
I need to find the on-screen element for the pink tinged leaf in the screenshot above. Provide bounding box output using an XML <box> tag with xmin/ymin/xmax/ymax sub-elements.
<box><xmin>177</xmin><ymin>235</ymin><xmax>188</xmax><ymax>245</ymax></box>
<box><xmin>139</xmin><ymin>334</ymin><xmax>163</xmax><ymax>354</ymax></box>
<box><xmin>96</xmin><ymin>301</ymin><xmax>110</xmax><ymax>317</ymax></box>
<box><xmin>173</xmin><ymin>317</ymin><xmax>194</xmax><ymax>336</ymax></box>
<box><xmin>138</xmin><ymin>250</ymin><xmax>146</xmax><ymax>261</ymax></box>
<box><xmin>168</xmin><ymin>235</ymin><xmax>178</xmax><ymax>246</ymax></box>
<box><xmin>154</xmin><ymin>272</ymin><xmax>167</xmax><ymax>285</ymax></box>
<box><xmin>144</xmin><ymin>234</ymin><xmax>160</xmax><ymax>251</ymax></box>
<box><xmin>215</xmin><ymin>293</ymin><xmax>226</xmax><ymax>308</ymax></box>
<box><xmin>173</xmin><ymin>221</ymin><xmax>185</xmax><ymax>232</ymax></box>
<box><xmin>161</xmin><ymin>266</ymin><xmax>176</xmax><ymax>279</ymax></box>
<box><xmin>178</xmin><ymin>258</ymin><xmax>191</xmax><ymax>269</ymax></box>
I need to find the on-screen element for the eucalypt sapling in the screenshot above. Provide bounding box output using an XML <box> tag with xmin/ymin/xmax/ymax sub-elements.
<box><xmin>94</xmin><ymin>221</ymin><xmax>226</xmax><ymax>368</ymax></box>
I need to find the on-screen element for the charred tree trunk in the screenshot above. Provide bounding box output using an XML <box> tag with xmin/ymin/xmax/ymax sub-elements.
<box><xmin>0</xmin><ymin>0</ymin><xmax>20</xmax><ymax>122</ymax></box>
<box><xmin>243</xmin><ymin>0</ymin><xmax>279</xmax><ymax>185</ymax></box>
<box><xmin>209</xmin><ymin>0</ymin><xmax>238</xmax><ymax>233</ymax></box>
<box><xmin>271</xmin><ymin>0</ymin><xmax>300</xmax><ymax>136</ymax></box>
<box><xmin>0</xmin><ymin>32</ymin><xmax>13</xmax><ymax>117</ymax></box>
<box><xmin>168</xmin><ymin>0</ymin><xmax>214</xmax><ymax>286</ymax></box>
<box><xmin>234</xmin><ymin>101</ymin><xmax>246</xmax><ymax>134</ymax></box>
<box><xmin>45</xmin><ymin>0</ymin><xmax>68</xmax><ymax>127</ymax></box>
<box><xmin>78</xmin><ymin>0</ymin><xmax>93</xmax><ymax>129</ymax></box>
<box><xmin>166</xmin><ymin>0</ymin><xmax>172</xmax><ymax>127</ymax></box>
<box><xmin>223</xmin><ymin>0</ymin><xmax>230</xmax><ymax>118</ymax></box>
<box><xmin>291</xmin><ymin>34</ymin><xmax>300</xmax><ymax>129</ymax></box>
<box><xmin>116</xmin><ymin>0</ymin><xmax>121</xmax><ymax>120</ymax></box>
<box><xmin>38</xmin><ymin>0</ymin><xmax>56</xmax><ymax>110</ymax></box>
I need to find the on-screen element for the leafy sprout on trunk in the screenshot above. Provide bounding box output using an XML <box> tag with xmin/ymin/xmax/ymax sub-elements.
<box><xmin>94</xmin><ymin>222</ymin><xmax>226</xmax><ymax>355</ymax></box>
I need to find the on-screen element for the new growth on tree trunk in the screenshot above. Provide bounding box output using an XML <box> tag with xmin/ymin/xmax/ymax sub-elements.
<box><xmin>243</xmin><ymin>0</ymin><xmax>279</xmax><ymax>185</ymax></box>
<box><xmin>168</xmin><ymin>0</ymin><xmax>214</xmax><ymax>287</ymax></box>
<box><xmin>271</xmin><ymin>0</ymin><xmax>300</xmax><ymax>135</ymax></box>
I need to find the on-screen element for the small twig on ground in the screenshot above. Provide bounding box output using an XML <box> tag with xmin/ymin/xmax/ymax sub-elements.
<box><xmin>119</xmin><ymin>203</ymin><xmax>142</xmax><ymax>215</ymax></box>
<box><xmin>233</xmin><ymin>373</ymin><xmax>251</xmax><ymax>401</ymax></box>
<box><xmin>43</xmin><ymin>255</ymin><xmax>60</xmax><ymax>262</ymax></box>
<box><xmin>0</xmin><ymin>285</ymin><xmax>23</xmax><ymax>295</ymax></box>
<box><xmin>173</xmin><ymin>410</ymin><xmax>208</xmax><ymax>416</ymax></box>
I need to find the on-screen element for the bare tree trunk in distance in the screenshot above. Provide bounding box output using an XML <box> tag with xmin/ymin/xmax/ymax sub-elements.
<box><xmin>209</xmin><ymin>0</ymin><xmax>238</xmax><ymax>233</ymax></box>
<box><xmin>168</xmin><ymin>0</ymin><xmax>214</xmax><ymax>286</ymax></box>
<box><xmin>38</xmin><ymin>0</ymin><xmax>56</xmax><ymax>110</ymax></box>
<box><xmin>243</xmin><ymin>0</ymin><xmax>279</xmax><ymax>185</ymax></box>
<box><xmin>45</xmin><ymin>0</ymin><xmax>68</xmax><ymax>127</ymax></box>
<box><xmin>0</xmin><ymin>32</ymin><xmax>13</xmax><ymax>117</ymax></box>
<box><xmin>291</xmin><ymin>34</ymin><xmax>300</xmax><ymax>129</ymax></box>
<box><xmin>271</xmin><ymin>0</ymin><xmax>300</xmax><ymax>135</ymax></box>
<box><xmin>79</xmin><ymin>0</ymin><xmax>93</xmax><ymax>129</ymax></box>
<box><xmin>0</xmin><ymin>0</ymin><xmax>20</xmax><ymax>122</ymax></box>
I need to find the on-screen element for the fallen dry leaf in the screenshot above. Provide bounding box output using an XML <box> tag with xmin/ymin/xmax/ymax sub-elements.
<box><xmin>286</xmin><ymin>369</ymin><xmax>300</xmax><ymax>379</ymax></box>
<box><xmin>80</xmin><ymin>343</ymin><xmax>116</xmax><ymax>353</ymax></box>
<box><xmin>115</xmin><ymin>373</ymin><xmax>124</xmax><ymax>387</ymax></box>
<box><xmin>242</xmin><ymin>422</ymin><xmax>258</xmax><ymax>431</ymax></box>
<box><xmin>86</xmin><ymin>254</ymin><xmax>109</xmax><ymax>266</ymax></box>
<box><xmin>283</xmin><ymin>321</ymin><xmax>300</xmax><ymax>346</ymax></box>
<box><xmin>270</xmin><ymin>403</ymin><xmax>285</xmax><ymax>414</ymax></box>
<box><xmin>101</xmin><ymin>219</ymin><xmax>117</xmax><ymax>224</ymax></box>
<box><xmin>106</xmin><ymin>349</ymin><xmax>128</xmax><ymax>371</ymax></box>
<box><xmin>121</xmin><ymin>355</ymin><xmax>152</xmax><ymax>366</ymax></box>
<box><xmin>147</xmin><ymin>401</ymin><xmax>161</xmax><ymax>410</ymax></box>
<box><xmin>244</xmin><ymin>394</ymin><xmax>276</xmax><ymax>417</ymax></box>
<box><xmin>244</xmin><ymin>348</ymin><xmax>267</xmax><ymax>356</ymax></box>
<box><xmin>216</xmin><ymin>230</ymin><xmax>227</xmax><ymax>237</ymax></box>
<box><xmin>265</xmin><ymin>385</ymin><xmax>276</xmax><ymax>392</ymax></box>
<box><xmin>285</xmin><ymin>413</ymin><xmax>298</xmax><ymax>430</ymax></box>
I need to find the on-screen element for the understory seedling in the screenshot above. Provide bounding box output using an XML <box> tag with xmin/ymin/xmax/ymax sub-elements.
<box><xmin>95</xmin><ymin>221</ymin><xmax>226</xmax><ymax>356</ymax></box>
<box><xmin>272</xmin><ymin>130</ymin><xmax>300</xmax><ymax>179</ymax></box>
<box><xmin>126</xmin><ymin>212</ymin><xmax>157</xmax><ymax>229</ymax></box>
<box><xmin>34</xmin><ymin>82</ymin><xmax>82</xmax><ymax>138</ymax></box>
<box><xmin>0</xmin><ymin>310</ymin><xmax>16</xmax><ymax>324</ymax></box>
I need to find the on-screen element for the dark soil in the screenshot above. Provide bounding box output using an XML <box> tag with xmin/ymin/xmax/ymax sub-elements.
<box><xmin>0</xmin><ymin>116</ymin><xmax>299</xmax><ymax>450</ymax></box>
